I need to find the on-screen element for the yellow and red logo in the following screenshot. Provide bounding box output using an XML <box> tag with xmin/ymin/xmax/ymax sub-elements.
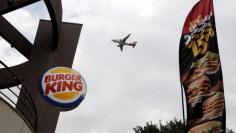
<box><xmin>40</xmin><ymin>67</ymin><xmax>86</xmax><ymax>108</ymax></box>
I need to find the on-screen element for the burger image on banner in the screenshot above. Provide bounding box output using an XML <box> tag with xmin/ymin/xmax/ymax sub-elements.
<box><xmin>190</xmin><ymin>51</ymin><xmax>220</xmax><ymax>75</ymax></box>
<box><xmin>185</xmin><ymin>51</ymin><xmax>221</xmax><ymax>107</ymax></box>
<box><xmin>40</xmin><ymin>66</ymin><xmax>87</xmax><ymax>111</ymax></box>
<box><xmin>189</xmin><ymin>121</ymin><xmax>222</xmax><ymax>133</ymax></box>
<box><xmin>180</xmin><ymin>51</ymin><xmax>220</xmax><ymax>87</ymax></box>
<box><xmin>202</xmin><ymin>92</ymin><xmax>224</xmax><ymax>120</ymax></box>
<box><xmin>187</xmin><ymin>75</ymin><xmax>211</xmax><ymax>106</ymax></box>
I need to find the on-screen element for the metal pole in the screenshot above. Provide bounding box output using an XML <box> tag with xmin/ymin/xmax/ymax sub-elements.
<box><xmin>181</xmin><ymin>84</ymin><xmax>186</xmax><ymax>132</ymax></box>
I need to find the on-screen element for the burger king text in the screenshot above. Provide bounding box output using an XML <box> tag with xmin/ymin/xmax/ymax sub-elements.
<box><xmin>44</xmin><ymin>74</ymin><xmax>82</xmax><ymax>95</ymax></box>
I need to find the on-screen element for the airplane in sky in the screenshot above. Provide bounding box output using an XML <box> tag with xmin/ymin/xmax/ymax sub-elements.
<box><xmin>111</xmin><ymin>34</ymin><xmax>137</xmax><ymax>51</ymax></box>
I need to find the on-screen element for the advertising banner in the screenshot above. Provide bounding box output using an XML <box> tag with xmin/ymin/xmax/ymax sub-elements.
<box><xmin>179</xmin><ymin>0</ymin><xmax>226</xmax><ymax>132</ymax></box>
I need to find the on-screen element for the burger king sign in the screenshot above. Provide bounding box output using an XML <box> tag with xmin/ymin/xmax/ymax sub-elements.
<box><xmin>40</xmin><ymin>67</ymin><xmax>86</xmax><ymax>110</ymax></box>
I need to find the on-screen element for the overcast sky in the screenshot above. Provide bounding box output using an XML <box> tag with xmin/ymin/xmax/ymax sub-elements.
<box><xmin>1</xmin><ymin>0</ymin><xmax>236</xmax><ymax>133</ymax></box>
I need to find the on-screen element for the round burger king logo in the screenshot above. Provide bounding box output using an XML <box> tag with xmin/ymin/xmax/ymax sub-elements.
<box><xmin>40</xmin><ymin>67</ymin><xmax>86</xmax><ymax>108</ymax></box>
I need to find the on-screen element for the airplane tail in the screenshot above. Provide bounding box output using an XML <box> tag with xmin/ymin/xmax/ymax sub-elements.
<box><xmin>132</xmin><ymin>42</ymin><xmax>137</xmax><ymax>48</ymax></box>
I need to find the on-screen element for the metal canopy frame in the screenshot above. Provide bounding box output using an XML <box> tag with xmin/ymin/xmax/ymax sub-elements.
<box><xmin>0</xmin><ymin>0</ymin><xmax>62</xmax><ymax>51</ymax></box>
<box><xmin>0</xmin><ymin>1</ymin><xmax>83</xmax><ymax>132</ymax></box>
<box><xmin>0</xmin><ymin>0</ymin><xmax>63</xmax><ymax>88</ymax></box>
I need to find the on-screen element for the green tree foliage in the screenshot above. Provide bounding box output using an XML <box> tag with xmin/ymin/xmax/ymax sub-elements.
<box><xmin>228</xmin><ymin>129</ymin><xmax>234</xmax><ymax>133</ymax></box>
<box><xmin>133</xmin><ymin>118</ymin><xmax>234</xmax><ymax>133</ymax></box>
<box><xmin>133</xmin><ymin>118</ymin><xmax>184</xmax><ymax>133</ymax></box>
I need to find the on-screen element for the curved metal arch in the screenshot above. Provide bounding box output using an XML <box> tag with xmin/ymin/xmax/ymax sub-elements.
<box><xmin>44</xmin><ymin>0</ymin><xmax>62</xmax><ymax>49</ymax></box>
<box><xmin>0</xmin><ymin>0</ymin><xmax>62</xmax><ymax>51</ymax></box>
<box><xmin>0</xmin><ymin>0</ymin><xmax>40</xmax><ymax>15</ymax></box>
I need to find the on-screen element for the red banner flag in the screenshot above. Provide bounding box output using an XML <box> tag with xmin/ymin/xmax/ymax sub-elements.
<box><xmin>179</xmin><ymin>0</ymin><xmax>226</xmax><ymax>132</ymax></box>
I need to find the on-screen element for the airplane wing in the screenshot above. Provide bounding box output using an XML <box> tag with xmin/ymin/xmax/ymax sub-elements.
<box><xmin>120</xmin><ymin>45</ymin><xmax>124</xmax><ymax>51</ymax></box>
<box><xmin>121</xmin><ymin>34</ymin><xmax>131</xmax><ymax>43</ymax></box>
<box><xmin>112</xmin><ymin>39</ymin><xmax>119</xmax><ymax>43</ymax></box>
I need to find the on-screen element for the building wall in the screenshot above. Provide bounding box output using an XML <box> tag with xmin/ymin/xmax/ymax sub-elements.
<box><xmin>0</xmin><ymin>98</ymin><xmax>34</xmax><ymax>133</ymax></box>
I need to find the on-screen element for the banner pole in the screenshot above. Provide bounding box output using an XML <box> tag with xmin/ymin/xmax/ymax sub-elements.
<box><xmin>181</xmin><ymin>84</ymin><xmax>186</xmax><ymax>132</ymax></box>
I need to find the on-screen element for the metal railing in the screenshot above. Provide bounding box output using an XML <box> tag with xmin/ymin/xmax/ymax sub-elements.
<box><xmin>0</xmin><ymin>60</ymin><xmax>38</xmax><ymax>132</ymax></box>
